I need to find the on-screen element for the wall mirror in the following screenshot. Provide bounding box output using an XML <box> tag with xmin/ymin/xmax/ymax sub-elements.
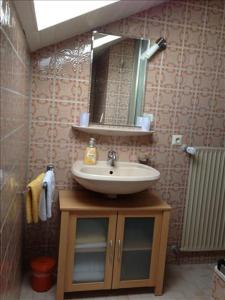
<box><xmin>89</xmin><ymin>32</ymin><xmax>150</xmax><ymax>127</ymax></box>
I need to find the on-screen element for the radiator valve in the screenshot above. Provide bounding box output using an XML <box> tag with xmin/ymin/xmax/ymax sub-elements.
<box><xmin>181</xmin><ymin>145</ymin><xmax>196</xmax><ymax>156</ymax></box>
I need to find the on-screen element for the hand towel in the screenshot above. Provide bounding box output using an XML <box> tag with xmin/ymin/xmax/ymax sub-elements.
<box><xmin>39</xmin><ymin>170</ymin><xmax>55</xmax><ymax>221</ymax></box>
<box><xmin>26</xmin><ymin>173</ymin><xmax>45</xmax><ymax>224</ymax></box>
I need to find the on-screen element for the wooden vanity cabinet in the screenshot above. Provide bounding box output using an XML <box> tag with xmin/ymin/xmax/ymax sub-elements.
<box><xmin>56</xmin><ymin>190</ymin><xmax>171</xmax><ymax>300</ymax></box>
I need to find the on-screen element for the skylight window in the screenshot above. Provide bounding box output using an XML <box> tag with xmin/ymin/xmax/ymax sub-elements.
<box><xmin>33</xmin><ymin>0</ymin><xmax>120</xmax><ymax>31</ymax></box>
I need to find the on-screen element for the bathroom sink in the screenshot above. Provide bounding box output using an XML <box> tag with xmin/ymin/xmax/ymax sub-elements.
<box><xmin>72</xmin><ymin>161</ymin><xmax>160</xmax><ymax>195</ymax></box>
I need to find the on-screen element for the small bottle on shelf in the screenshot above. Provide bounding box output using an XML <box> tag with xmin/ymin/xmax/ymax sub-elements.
<box><xmin>84</xmin><ymin>138</ymin><xmax>97</xmax><ymax>165</ymax></box>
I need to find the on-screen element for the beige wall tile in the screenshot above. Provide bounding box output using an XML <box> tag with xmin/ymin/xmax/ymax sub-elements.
<box><xmin>0</xmin><ymin>1</ymin><xmax>30</xmax><ymax>299</ymax></box>
<box><xmin>145</xmin><ymin>19</ymin><xmax>165</xmax><ymax>40</ymax></box>
<box><xmin>186</xmin><ymin>4</ymin><xmax>206</xmax><ymax>27</ymax></box>
<box><xmin>32</xmin><ymin>76</ymin><xmax>54</xmax><ymax>99</ymax></box>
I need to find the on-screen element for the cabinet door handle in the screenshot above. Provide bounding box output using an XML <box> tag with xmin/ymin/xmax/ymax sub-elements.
<box><xmin>108</xmin><ymin>240</ymin><xmax>113</xmax><ymax>263</ymax></box>
<box><xmin>118</xmin><ymin>240</ymin><xmax>122</xmax><ymax>262</ymax></box>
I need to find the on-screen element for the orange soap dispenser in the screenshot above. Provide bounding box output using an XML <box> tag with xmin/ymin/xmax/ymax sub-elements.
<box><xmin>84</xmin><ymin>138</ymin><xmax>97</xmax><ymax>165</ymax></box>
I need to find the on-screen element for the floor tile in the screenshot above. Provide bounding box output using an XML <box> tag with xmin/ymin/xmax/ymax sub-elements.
<box><xmin>20</xmin><ymin>264</ymin><xmax>214</xmax><ymax>300</ymax></box>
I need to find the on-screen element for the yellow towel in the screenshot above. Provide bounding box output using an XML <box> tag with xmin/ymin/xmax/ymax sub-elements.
<box><xmin>26</xmin><ymin>173</ymin><xmax>45</xmax><ymax>224</ymax></box>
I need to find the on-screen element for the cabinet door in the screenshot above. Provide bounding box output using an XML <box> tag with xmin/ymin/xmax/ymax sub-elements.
<box><xmin>65</xmin><ymin>213</ymin><xmax>117</xmax><ymax>292</ymax></box>
<box><xmin>112</xmin><ymin>212</ymin><xmax>162</xmax><ymax>289</ymax></box>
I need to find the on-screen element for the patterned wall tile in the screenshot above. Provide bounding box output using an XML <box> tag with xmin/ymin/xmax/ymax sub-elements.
<box><xmin>54</xmin><ymin>101</ymin><xmax>75</xmax><ymax>123</ymax></box>
<box><xmin>55</xmin><ymin>78</ymin><xmax>77</xmax><ymax>101</ymax></box>
<box><xmin>182</xmin><ymin>48</ymin><xmax>201</xmax><ymax>71</ymax></box>
<box><xmin>0</xmin><ymin>0</ymin><xmax>30</xmax><ymax>299</ymax></box>
<box><xmin>32</xmin><ymin>76</ymin><xmax>54</xmax><ymax>100</ymax></box>
<box><xmin>198</xmin><ymin>72</ymin><xmax>217</xmax><ymax>93</ymax></box>
<box><xmin>192</xmin><ymin>129</ymin><xmax>209</xmax><ymax>146</ymax></box>
<box><xmin>213</xmin><ymin>95</ymin><xmax>225</xmax><ymax>113</ymax></box>
<box><xmin>165</xmin><ymin>24</ymin><xmax>185</xmax><ymax>47</ymax></box>
<box><xmin>186</xmin><ymin>4</ymin><xmax>206</xmax><ymax>27</ymax></box>
<box><xmin>174</xmin><ymin>110</ymin><xmax>193</xmax><ymax>132</ymax></box>
<box><xmin>76</xmin><ymin>81</ymin><xmax>90</xmax><ymax>102</ymax></box>
<box><xmin>123</xmin><ymin>18</ymin><xmax>145</xmax><ymax>37</ymax></box>
<box><xmin>146</xmin><ymin>65</ymin><xmax>161</xmax><ymax>87</ymax></box>
<box><xmin>29</xmin><ymin>143</ymin><xmax>52</xmax><ymax>166</ymax></box>
<box><xmin>160</xmin><ymin>67</ymin><xmax>180</xmax><ymax>90</ymax></box>
<box><xmin>211</xmin><ymin>113</ymin><xmax>225</xmax><ymax>132</ymax></box>
<box><xmin>216</xmin><ymin>73</ymin><xmax>225</xmax><ymax>94</ymax></box>
<box><xmin>176</xmin><ymin>90</ymin><xmax>196</xmax><ymax>112</ymax></box>
<box><xmin>144</xmin><ymin>87</ymin><xmax>158</xmax><ymax>109</ymax></box>
<box><xmin>156</xmin><ymin>109</ymin><xmax>175</xmax><ymax>129</ymax></box>
<box><xmin>200</xmin><ymin>50</ymin><xmax>219</xmax><ymax>73</ymax></box>
<box><xmin>30</xmin><ymin>122</ymin><xmax>53</xmax><ymax>144</ymax></box>
<box><xmin>205</xmin><ymin>8</ymin><xmax>224</xmax><ymax>31</ymax></box>
<box><xmin>31</xmin><ymin>99</ymin><xmax>54</xmax><ymax>122</ymax></box>
<box><xmin>195</xmin><ymin>92</ymin><xmax>213</xmax><ymax>112</ymax></box>
<box><xmin>151</xmin><ymin>131</ymin><xmax>172</xmax><ymax>147</ymax></box>
<box><xmin>208</xmin><ymin>132</ymin><xmax>225</xmax><ymax>147</ymax></box>
<box><xmin>52</xmin><ymin>123</ymin><xmax>74</xmax><ymax>144</ymax></box>
<box><xmin>145</xmin><ymin>19</ymin><xmax>165</xmax><ymax>40</ymax></box>
<box><xmin>207</xmin><ymin>0</ymin><xmax>225</xmax><ymax>10</ymax></box>
<box><xmin>167</xmin><ymin>1</ymin><xmax>187</xmax><ymax>25</ymax></box>
<box><xmin>202</xmin><ymin>29</ymin><xmax>222</xmax><ymax>51</ymax></box>
<box><xmin>162</xmin><ymin>46</ymin><xmax>182</xmax><ymax>69</ymax></box>
<box><xmin>179</xmin><ymin>69</ymin><xmax>199</xmax><ymax>91</ymax></box>
<box><xmin>151</xmin><ymin>149</ymin><xmax>171</xmax><ymax>169</ymax></box>
<box><xmin>170</xmin><ymin>149</ymin><xmax>189</xmax><ymax>169</ymax></box>
<box><xmin>218</xmin><ymin>52</ymin><xmax>225</xmax><ymax>73</ymax></box>
<box><xmin>157</xmin><ymin>89</ymin><xmax>176</xmax><ymax>110</ymax></box>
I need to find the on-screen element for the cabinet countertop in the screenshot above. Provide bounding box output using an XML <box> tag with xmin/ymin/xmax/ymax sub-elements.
<box><xmin>59</xmin><ymin>190</ymin><xmax>171</xmax><ymax>212</ymax></box>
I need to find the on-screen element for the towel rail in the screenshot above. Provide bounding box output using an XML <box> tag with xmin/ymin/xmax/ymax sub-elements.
<box><xmin>22</xmin><ymin>164</ymin><xmax>54</xmax><ymax>194</ymax></box>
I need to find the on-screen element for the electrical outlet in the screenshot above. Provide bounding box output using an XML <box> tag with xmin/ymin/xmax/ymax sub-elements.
<box><xmin>172</xmin><ymin>135</ymin><xmax>183</xmax><ymax>145</ymax></box>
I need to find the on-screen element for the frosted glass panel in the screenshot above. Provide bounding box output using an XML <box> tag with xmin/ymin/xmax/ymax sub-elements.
<box><xmin>120</xmin><ymin>217</ymin><xmax>154</xmax><ymax>281</ymax></box>
<box><xmin>73</xmin><ymin>218</ymin><xmax>108</xmax><ymax>283</ymax></box>
<box><xmin>73</xmin><ymin>252</ymin><xmax>106</xmax><ymax>283</ymax></box>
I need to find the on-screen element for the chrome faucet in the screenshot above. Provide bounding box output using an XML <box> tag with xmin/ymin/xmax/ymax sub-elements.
<box><xmin>107</xmin><ymin>150</ymin><xmax>117</xmax><ymax>167</ymax></box>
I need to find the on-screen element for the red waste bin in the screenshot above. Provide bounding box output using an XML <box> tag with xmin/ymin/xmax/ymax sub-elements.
<box><xmin>30</xmin><ymin>256</ymin><xmax>56</xmax><ymax>292</ymax></box>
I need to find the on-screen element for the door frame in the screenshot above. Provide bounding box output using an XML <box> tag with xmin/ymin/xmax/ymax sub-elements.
<box><xmin>112</xmin><ymin>211</ymin><xmax>162</xmax><ymax>289</ymax></box>
<box><xmin>65</xmin><ymin>212</ymin><xmax>117</xmax><ymax>292</ymax></box>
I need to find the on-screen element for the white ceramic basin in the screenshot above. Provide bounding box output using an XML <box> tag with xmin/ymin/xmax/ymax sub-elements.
<box><xmin>72</xmin><ymin>161</ymin><xmax>160</xmax><ymax>195</ymax></box>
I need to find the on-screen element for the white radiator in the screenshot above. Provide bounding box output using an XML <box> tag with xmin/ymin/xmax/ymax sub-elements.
<box><xmin>181</xmin><ymin>147</ymin><xmax>225</xmax><ymax>251</ymax></box>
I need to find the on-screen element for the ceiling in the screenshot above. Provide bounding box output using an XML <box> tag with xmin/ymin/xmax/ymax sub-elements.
<box><xmin>14</xmin><ymin>0</ymin><xmax>167</xmax><ymax>52</ymax></box>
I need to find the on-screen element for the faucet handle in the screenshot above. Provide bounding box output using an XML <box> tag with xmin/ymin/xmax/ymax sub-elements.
<box><xmin>108</xmin><ymin>150</ymin><xmax>117</xmax><ymax>160</ymax></box>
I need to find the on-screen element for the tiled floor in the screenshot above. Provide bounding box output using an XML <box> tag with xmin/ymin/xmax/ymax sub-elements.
<box><xmin>20</xmin><ymin>264</ymin><xmax>214</xmax><ymax>300</ymax></box>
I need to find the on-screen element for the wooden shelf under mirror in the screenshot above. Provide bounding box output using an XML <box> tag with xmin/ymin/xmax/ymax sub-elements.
<box><xmin>72</xmin><ymin>124</ymin><xmax>154</xmax><ymax>136</ymax></box>
<box><xmin>56</xmin><ymin>189</ymin><xmax>171</xmax><ymax>300</ymax></box>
